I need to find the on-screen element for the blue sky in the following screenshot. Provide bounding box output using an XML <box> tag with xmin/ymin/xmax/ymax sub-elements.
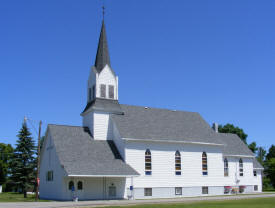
<box><xmin>0</xmin><ymin>0</ymin><xmax>274</xmax><ymax>150</ymax></box>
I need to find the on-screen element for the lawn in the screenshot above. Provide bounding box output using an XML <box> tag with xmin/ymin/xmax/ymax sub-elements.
<box><xmin>0</xmin><ymin>192</ymin><xmax>50</xmax><ymax>202</ymax></box>
<box><xmin>96</xmin><ymin>197</ymin><xmax>275</xmax><ymax>208</ymax></box>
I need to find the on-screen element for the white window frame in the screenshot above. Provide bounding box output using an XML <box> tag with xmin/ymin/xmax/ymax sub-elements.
<box><xmin>144</xmin><ymin>188</ymin><xmax>152</xmax><ymax>196</ymax></box>
<box><xmin>175</xmin><ymin>187</ymin><xmax>182</xmax><ymax>195</ymax></box>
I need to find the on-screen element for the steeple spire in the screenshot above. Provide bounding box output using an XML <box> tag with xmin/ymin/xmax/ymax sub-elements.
<box><xmin>94</xmin><ymin>19</ymin><xmax>111</xmax><ymax>73</ymax></box>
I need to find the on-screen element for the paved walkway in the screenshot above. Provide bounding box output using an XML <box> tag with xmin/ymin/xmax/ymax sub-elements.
<box><xmin>1</xmin><ymin>193</ymin><xmax>275</xmax><ymax>208</ymax></box>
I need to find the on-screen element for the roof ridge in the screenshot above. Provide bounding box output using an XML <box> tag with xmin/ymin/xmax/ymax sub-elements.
<box><xmin>120</xmin><ymin>103</ymin><xmax>199</xmax><ymax>114</ymax></box>
<box><xmin>48</xmin><ymin>124</ymin><xmax>83</xmax><ymax>128</ymax></box>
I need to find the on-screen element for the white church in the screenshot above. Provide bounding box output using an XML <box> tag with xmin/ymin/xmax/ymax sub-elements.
<box><xmin>40</xmin><ymin>20</ymin><xmax>263</xmax><ymax>201</ymax></box>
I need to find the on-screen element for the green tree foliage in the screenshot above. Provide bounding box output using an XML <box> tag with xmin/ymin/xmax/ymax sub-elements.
<box><xmin>0</xmin><ymin>143</ymin><xmax>13</xmax><ymax>185</ymax></box>
<box><xmin>265</xmin><ymin>158</ymin><xmax>275</xmax><ymax>188</ymax></box>
<box><xmin>257</xmin><ymin>147</ymin><xmax>267</xmax><ymax>166</ymax></box>
<box><xmin>218</xmin><ymin>124</ymin><xmax>248</xmax><ymax>144</ymax></box>
<box><xmin>10</xmin><ymin>123</ymin><xmax>36</xmax><ymax>198</ymax></box>
<box><xmin>248</xmin><ymin>142</ymin><xmax>258</xmax><ymax>154</ymax></box>
<box><xmin>266</xmin><ymin>145</ymin><xmax>275</xmax><ymax>161</ymax></box>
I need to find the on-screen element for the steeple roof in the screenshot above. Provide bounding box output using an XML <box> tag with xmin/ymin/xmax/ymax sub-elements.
<box><xmin>94</xmin><ymin>20</ymin><xmax>111</xmax><ymax>73</ymax></box>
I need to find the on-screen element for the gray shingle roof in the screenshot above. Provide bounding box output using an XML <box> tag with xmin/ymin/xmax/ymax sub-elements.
<box><xmin>217</xmin><ymin>133</ymin><xmax>255</xmax><ymax>157</ymax></box>
<box><xmin>111</xmin><ymin>104</ymin><xmax>223</xmax><ymax>144</ymax></box>
<box><xmin>82</xmin><ymin>98</ymin><xmax>123</xmax><ymax>115</ymax></box>
<box><xmin>253</xmin><ymin>158</ymin><xmax>264</xmax><ymax>169</ymax></box>
<box><xmin>94</xmin><ymin>20</ymin><xmax>111</xmax><ymax>73</ymax></box>
<box><xmin>48</xmin><ymin>124</ymin><xmax>139</xmax><ymax>176</ymax></box>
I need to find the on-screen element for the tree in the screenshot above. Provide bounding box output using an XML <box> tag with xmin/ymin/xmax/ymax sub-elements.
<box><xmin>218</xmin><ymin>124</ymin><xmax>248</xmax><ymax>144</ymax></box>
<box><xmin>257</xmin><ymin>147</ymin><xmax>266</xmax><ymax>166</ymax></box>
<box><xmin>10</xmin><ymin>123</ymin><xmax>36</xmax><ymax>198</ymax></box>
<box><xmin>0</xmin><ymin>143</ymin><xmax>13</xmax><ymax>186</ymax></box>
<box><xmin>266</xmin><ymin>145</ymin><xmax>275</xmax><ymax>161</ymax></box>
<box><xmin>265</xmin><ymin>158</ymin><xmax>275</xmax><ymax>188</ymax></box>
<box><xmin>248</xmin><ymin>142</ymin><xmax>258</xmax><ymax>154</ymax></box>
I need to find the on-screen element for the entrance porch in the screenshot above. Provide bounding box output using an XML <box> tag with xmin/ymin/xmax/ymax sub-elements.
<box><xmin>63</xmin><ymin>176</ymin><xmax>133</xmax><ymax>201</ymax></box>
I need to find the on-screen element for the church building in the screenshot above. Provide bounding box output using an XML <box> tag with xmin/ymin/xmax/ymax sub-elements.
<box><xmin>39</xmin><ymin>19</ymin><xmax>263</xmax><ymax>201</ymax></box>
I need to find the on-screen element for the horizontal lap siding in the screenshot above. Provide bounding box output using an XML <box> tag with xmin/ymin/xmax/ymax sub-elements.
<box><xmin>112</xmin><ymin>120</ymin><xmax>125</xmax><ymax>159</ymax></box>
<box><xmin>82</xmin><ymin>111</ymin><xmax>94</xmax><ymax>135</ymax></box>
<box><xmin>125</xmin><ymin>141</ymin><xmax>224</xmax><ymax>188</ymax></box>
<box><xmin>94</xmin><ymin>112</ymin><xmax>112</xmax><ymax>140</ymax></box>
<box><xmin>39</xmin><ymin>132</ymin><xmax>66</xmax><ymax>200</ymax></box>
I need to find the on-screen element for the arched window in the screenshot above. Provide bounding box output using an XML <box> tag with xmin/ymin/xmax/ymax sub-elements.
<box><xmin>224</xmin><ymin>158</ymin><xmax>229</xmax><ymax>176</ymax></box>
<box><xmin>68</xmin><ymin>181</ymin><xmax>74</xmax><ymax>191</ymax></box>
<box><xmin>77</xmin><ymin>181</ymin><xmax>83</xmax><ymax>190</ymax></box>
<box><xmin>145</xmin><ymin>149</ymin><xmax>152</xmax><ymax>175</ymax></box>
<box><xmin>202</xmin><ymin>152</ymin><xmax>208</xmax><ymax>175</ymax></box>
<box><xmin>175</xmin><ymin>150</ymin><xmax>181</xmax><ymax>175</ymax></box>
<box><xmin>239</xmin><ymin>159</ymin><xmax>243</xmax><ymax>176</ymax></box>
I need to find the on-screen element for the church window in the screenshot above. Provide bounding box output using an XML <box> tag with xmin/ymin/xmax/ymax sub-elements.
<box><xmin>202</xmin><ymin>152</ymin><xmax>208</xmax><ymax>175</ymax></box>
<box><xmin>92</xmin><ymin>85</ymin><xmax>95</xmax><ymax>99</ymax></box>
<box><xmin>109</xmin><ymin>85</ymin><xmax>114</xmax><ymax>99</ymax></box>
<box><xmin>175</xmin><ymin>150</ymin><xmax>181</xmax><ymax>175</ymax></box>
<box><xmin>202</xmin><ymin>186</ymin><xmax>208</xmax><ymax>194</ymax></box>
<box><xmin>144</xmin><ymin>188</ymin><xmax>152</xmax><ymax>196</ymax></box>
<box><xmin>254</xmin><ymin>185</ymin><xmax>258</xmax><ymax>191</ymax></box>
<box><xmin>69</xmin><ymin>181</ymin><xmax>74</xmax><ymax>191</ymax></box>
<box><xmin>239</xmin><ymin>159</ymin><xmax>244</xmax><ymax>176</ymax></box>
<box><xmin>224</xmin><ymin>158</ymin><xmax>229</xmax><ymax>177</ymax></box>
<box><xmin>175</xmin><ymin>187</ymin><xmax>182</xmax><ymax>195</ymax></box>
<box><xmin>145</xmin><ymin>149</ymin><xmax>152</xmax><ymax>175</ymax></box>
<box><xmin>77</xmin><ymin>181</ymin><xmax>83</xmax><ymax>190</ymax></box>
<box><xmin>46</xmin><ymin>171</ymin><xmax>53</xmax><ymax>181</ymax></box>
<box><xmin>100</xmin><ymin>84</ymin><xmax>106</xmax><ymax>98</ymax></box>
<box><xmin>89</xmin><ymin>88</ymin><xmax>92</xmax><ymax>101</ymax></box>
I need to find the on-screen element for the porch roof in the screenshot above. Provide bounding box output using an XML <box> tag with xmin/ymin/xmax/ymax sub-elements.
<box><xmin>48</xmin><ymin>124</ymin><xmax>139</xmax><ymax>176</ymax></box>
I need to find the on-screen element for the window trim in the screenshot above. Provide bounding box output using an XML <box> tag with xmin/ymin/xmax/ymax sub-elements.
<box><xmin>145</xmin><ymin>149</ymin><xmax>152</xmax><ymax>175</ymax></box>
<box><xmin>144</xmin><ymin>188</ymin><xmax>152</xmax><ymax>196</ymax></box>
<box><xmin>202</xmin><ymin>186</ymin><xmax>208</xmax><ymax>194</ymax></box>
<box><xmin>46</xmin><ymin>170</ymin><xmax>53</xmax><ymax>181</ymax></box>
<box><xmin>175</xmin><ymin>150</ymin><xmax>181</xmax><ymax>175</ymax></box>
<box><xmin>92</xmin><ymin>85</ymin><xmax>95</xmax><ymax>99</ymax></box>
<box><xmin>202</xmin><ymin>152</ymin><xmax>208</xmax><ymax>176</ymax></box>
<box><xmin>175</xmin><ymin>187</ymin><xmax>182</xmax><ymax>195</ymax></box>
<box><xmin>224</xmin><ymin>158</ymin><xmax>229</xmax><ymax>177</ymax></box>
<box><xmin>239</xmin><ymin>158</ymin><xmax>244</xmax><ymax>177</ymax></box>
<box><xmin>77</xmin><ymin>181</ymin><xmax>83</xmax><ymax>190</ymax></box>
<box><xmin>108</xmin><ymin>85</ymin><xmax>114</xmax><ymax>99</ymax></box>
<box><xmin>100</xmin><ymin>84</ymin><xmax>106</xmax><ymax>98</ymax></box>
<box><xmin>68</xmin><ymin>181</ymin><xmax>74</xmax><ymax>191</ymax></box>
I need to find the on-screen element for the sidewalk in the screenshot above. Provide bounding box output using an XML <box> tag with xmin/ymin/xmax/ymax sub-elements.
<box><xmin>1</xmin><ymin>193</ymin><xmax>275</xmax><ymax>208</ymax></box>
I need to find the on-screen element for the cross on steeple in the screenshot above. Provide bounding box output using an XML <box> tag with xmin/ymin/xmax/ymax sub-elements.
<box><xmin>102</xmin><ymin>5</ymin><xmax>105</xmax><ymax>19</ymax></box>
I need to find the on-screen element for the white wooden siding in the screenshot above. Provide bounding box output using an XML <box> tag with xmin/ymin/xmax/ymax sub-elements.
<box><xmin>82</xmin><ymin>111</ymin><xmax>94</xmax><ymax>136</ymax></box>
<box><xmin>125</xmin><ymin>141</ymin><xmax>224</xmax><ymax>188</ymax></box>
<box><xmin>39</xmin><ymin>131</ymin><xmax>67</xmax><ymax>200</ymax></box>
<box><xmin>97</xmin><ymin>65</ymin><xmax>118</xmax><ymax>99</ymax></box>
<box><xmin>111</xmin><ymin>119</ymin><xmax>125</xmax><ymax>159</ymax></box>
<box><xmin>93</xmin><ymin>111</ymin><xmax>112</xmax><ymax>140</ymax></box>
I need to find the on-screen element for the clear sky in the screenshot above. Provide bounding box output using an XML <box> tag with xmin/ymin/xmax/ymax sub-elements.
<box><xmin>0</xmin><ymin>0</ymin><xmax>274</xmax><ymax>150</ymax></box>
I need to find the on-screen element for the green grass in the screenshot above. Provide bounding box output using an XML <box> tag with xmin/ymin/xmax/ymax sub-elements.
<box><xmin>0</xmin><ymin>192</ymin><xmax>50</xmax><ymax>202</ymax></box>
<box><xmin>95</xmin><ymin>197</ymin><xmax>275</xmax><ymax>208</ymax></box>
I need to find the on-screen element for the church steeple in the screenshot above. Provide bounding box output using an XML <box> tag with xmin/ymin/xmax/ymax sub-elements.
<box><xmin>94</xmin><ymin>20</ymin><xmax>111</xmax><ymax>73</ymax></box>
